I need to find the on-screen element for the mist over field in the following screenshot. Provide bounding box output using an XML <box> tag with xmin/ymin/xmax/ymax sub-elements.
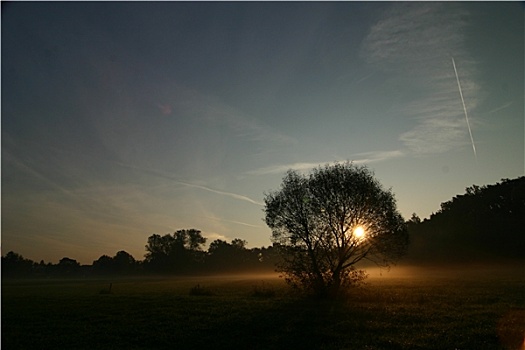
<box><xmin>3</xmin><ymin>263</ymin><xmax>524</xmax><ymax>350</ymax></box>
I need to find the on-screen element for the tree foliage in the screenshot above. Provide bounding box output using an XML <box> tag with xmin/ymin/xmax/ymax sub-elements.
<box><xmin>1</xmin><ymin>251</ymin><xmax>34</xmax><ymax>277</ymax></box>
<box><xmin>144</xmin><ymin>229</ymin><xmax>207</xmax><ymax>273</ymax></box>
<box><xmin>206</xmin><ymin>238</ymin><xmax>251</xmax><ymax>272</ymax></box>
<box><xmin>408</xmin><ymin>177</ymin><xmax>525</xmax><ymax>263</ymax></box>
<box><xmin>264</xmin><ymin>162</ymin><xmax>408</xmax><ymax>298</ymax></box>
<box><xmin>93</xmin><ymin>251</ymin><xmax>138</xmax><ymax>275</ymax></box>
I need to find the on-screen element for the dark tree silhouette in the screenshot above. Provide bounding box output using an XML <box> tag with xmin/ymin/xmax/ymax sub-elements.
<box><xmin>1</xmin><ymin>251</ymin><xmax>35</xmax><ymax>277</ymax></box>
<box><xmin>264</xmin><ymin>162</ymin><xmax>408</xmax><ymax>298</ymax></box>
<box><xmin>407</xmin><ymin>177</ymin><xmax>525</xmax><ymax>263</ymax></box>
<box><xmin>250</xmin><ymin>245</ymin><xmax>281</xmax><ymax>271</ymax></box>
<box><xmin>182</xmin><ymin>229</ymin><xmax>207</xmax><ymax>251</ymax></box>
<box><xmin>144</xmin><ymin>229</ymin><xmax>207</xmax><ymax>273</ymax></box>
<box><xmin>113</xmin><ymin>250</ymin><xmax>138</xmax><ymax>274</ymax></box>
<box><xmin>206</xmin><ymin>238</ymin><xmax>251</xmax><ymax>272</ymax></box>
<box><xmin>93</xmin><ymin>251</ymin><xmax>138</xmax><ymax>275</ymax></box>
<box><xmin>93</xmin><ymin>255</ymin><xmax>114</xmax><ymax>274</ymax></box>
<box><xmin>57</xmin><ymin>257</ymin><xmax>81</xmax><ymax>276</ymax></box>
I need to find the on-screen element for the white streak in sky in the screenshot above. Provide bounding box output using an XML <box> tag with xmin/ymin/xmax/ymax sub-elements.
<box><xmin>206</xmin><ymin>216</ymin><xmax>262</xmax><ymax>228</ymax></box>
<box><xmin>246</xmin><ymin>150</ymin><xmax>404</xmax><ymax>176</ymax></box>
<box><xmin>361</xmin><ymin>3</ymin><xmax>482</xmax><ymax>156</ymax></box>
<box><xmin>485</xmin><ymin>101</ymin><xmax>513</xmax><ymax>115</ymax></box>
<box><xmin>452</xmin><ymin>57</ymin><xmax>477</xmax><ymax>162</ymax></box>
<box><xmin>177</xmin><ymin>181</ymin><xmax>264</xmax><ymax>206</ymax></box>
<box><xmin>115</xmin><ymin>162</ymin><xmax>264</xmax><ymax>206</ymax></box>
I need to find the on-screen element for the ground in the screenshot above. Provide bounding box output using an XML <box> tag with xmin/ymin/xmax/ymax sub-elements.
<box><xmin>2</xmin><ymin>265</ymin><xmax>524</xmax><ymax>349</ymax></box>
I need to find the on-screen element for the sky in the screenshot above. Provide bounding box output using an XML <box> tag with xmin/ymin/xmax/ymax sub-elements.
<box><xmin>2</xmin><ymin>2</ymin><xmax>523</xmax><ymax>264</ymax></box>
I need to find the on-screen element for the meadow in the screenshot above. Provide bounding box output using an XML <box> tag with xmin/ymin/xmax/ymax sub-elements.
<box><xmin>2</xmin><ymin>265</ymin><xmax>524</xmax><ymax>349</ymax></box>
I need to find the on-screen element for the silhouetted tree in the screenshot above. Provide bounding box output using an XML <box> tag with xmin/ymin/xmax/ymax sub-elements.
<box><xmin>183</xmin><ymin>229</ymin><xmax>207</xmax><ymax>251</ymax></box>
<box><xmin>408</xmin><ymin>213</ymin><xmax>421</xmax><ymax>225</ymax></box>
<box><xmin>93</xmin><ymin>255</ymin><xmax>114</xmax><ymax>274</ymax></box>
<box><xmin>92</xmin><ymin>251</ymin><xmax>138</xmax><ymax>275</ymax></box>
<box><xmin>264</xmin><ymin>162</ymin><xmax>408</xmax><ymax>298</ymax></box>
<box><xmin>33</xmin><ymin>260</ymin><xmax>50</xmax><ymax>277</ymax></box>
<box><xmin>113</xmin><ymin>251</ymin><xmax>137</xmax><ymax>274</ymax></box>
<box><xmin>1</xmin><ymin>251</ymin><xmax>35</xmax><ymax>278</ymax></box>
<box><xmin>407</xmin><ymin>177</ymin><xmax>525</xmax><ymax>263</ymax></box>
<box><xmin>248</xmin><ymin>245</ymin><xmax>281</xmax><ymax>272</ymax></box>
<box><xmin>206</xmin><ymin>238</ymin><xmax>252</xmax><ymax>272</ymax></box>
<box><xmin>57</xmin><ymin>257</ymin><xmax>80</xmax><ymax>276</ymax></box>
<box><xmin>144</xmin><ymin>229</ymin><xmax>206</xmax><ymax>273</ymax></box>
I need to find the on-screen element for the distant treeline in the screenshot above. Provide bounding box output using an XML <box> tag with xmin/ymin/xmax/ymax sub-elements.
<box><xmin>2</xmin><ymin>231</ymin><xmax>280</xmax><ymax>278</ymax></box>
<box><xmin>3</xmin><ymin>177</ymin><xmax>524</xmax><ymax>278</ymax></box>
<box><xmin>406</xmin><ymin>176</ymin><xmax>525</xmax><ymax>264</ymax></box>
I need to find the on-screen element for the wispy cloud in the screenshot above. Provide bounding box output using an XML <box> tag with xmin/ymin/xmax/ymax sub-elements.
<box><xmin>351</xmin><ymin>150</ymin><xmax>405</xmax><ymax>164</ymax></box>
<box><xmin>361</xmin><ymin>3</ymin><xmax>481</xmax><ymax>156</ymax></box>
<box><xmin>1</xmin><ymin>135</ymin><xmax>80</xmax><ymax>197</ymax></box>
<box><xmin>246</xmin><ymin>150</ymin><xmax>404</xmax><ymax>176</ymax></box>
<box><xmin>484</xmin><ymin>101</ymin><xmax>513</xmax><ymax>115</ymax></box>
<box><xmin>176</xmin><ymin>181</ymin><xmax>264</xmax><ymax>206</ymax></box>
<box><xmin>205</xmin><ymin>232</ymin><xmax>229</xmax><ymax>241</ymax></box>
<box><xmin>247</xmin><ymin>162</ymin><xmax>323</xmax><ymax>176</ymax></box>
<box><xmin>116</xmin><ymin>162</ymin><xmax>264</xmax><ymax>206</ymax></box>
<box><xmin>399</xmin><ymin>118</ymin><xmax>469</xmax><ymax>154</ymax></box>
<box><xmin>361</xmin><ymin>3</ymin><xmax>468</xmax><ymax>72</ymax></box>
<box><xmin>206</xmin><ymin>216</ymin><xmax>262</xmax><ymax>229</ymax></box>
<box><xmin>171</xmin><ymin>85</ymin><xmax>296</xmax><ymax>146</ymax></box>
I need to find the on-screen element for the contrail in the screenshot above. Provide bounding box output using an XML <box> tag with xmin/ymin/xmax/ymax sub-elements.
<box><xmin>114</xmin><ymin>161</ymin><xmax>264</xmax><ymax>206</ymax></box>
<box><xmin>452</xmin><ymin>57</ymin><xmax>477</xmax><ymax>162</ymax></box>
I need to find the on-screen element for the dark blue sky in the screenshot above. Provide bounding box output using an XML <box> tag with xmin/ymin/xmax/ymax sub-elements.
<box><xmin>2</xmin><ymin>2</ymin><xmax>523</xmax><ymax>263</ymax></box>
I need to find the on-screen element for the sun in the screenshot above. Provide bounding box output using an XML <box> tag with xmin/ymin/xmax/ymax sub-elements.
<box><xmin>353</xmin><ymin>226</ymin><xmax>365</xmax><ymax>239</ymax></box>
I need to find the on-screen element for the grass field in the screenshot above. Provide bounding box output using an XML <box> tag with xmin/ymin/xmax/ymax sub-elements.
<box><xmin>2</xmin><ymin>265</ymin><xmax>524</xmax><ymax>349</ymax></box>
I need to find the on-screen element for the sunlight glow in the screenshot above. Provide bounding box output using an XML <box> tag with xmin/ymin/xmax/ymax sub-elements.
<box><xmin>353</xmin><ymin>226</ymin><xmax>365</xmax><ymax>239</ymax></box>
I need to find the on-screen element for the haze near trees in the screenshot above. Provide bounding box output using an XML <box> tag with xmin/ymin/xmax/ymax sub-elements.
<box><xmin>264</xmin><ymin>162</ymin><xmax>408</xmax><ymax>298</ymax></box>
<box><xmin>4</xmin><ymin>175</ymin><xmax>522</xmax><ymax>280</ymax></box>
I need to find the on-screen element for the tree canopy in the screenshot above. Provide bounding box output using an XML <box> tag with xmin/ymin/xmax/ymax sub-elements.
<box><xmin>407</xmin><ymin>177</ymin><xmax>525</xmax><ymax>263</ymax></box>
<box><xmin>144</xmin><ymin>229</ymin><xmax>207</xmax><ymax>273</ymax></box>
<box><xmin>264</xmin><ymin>162</ymin><xmax>408</xmax><ymax>298</ymax></box>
